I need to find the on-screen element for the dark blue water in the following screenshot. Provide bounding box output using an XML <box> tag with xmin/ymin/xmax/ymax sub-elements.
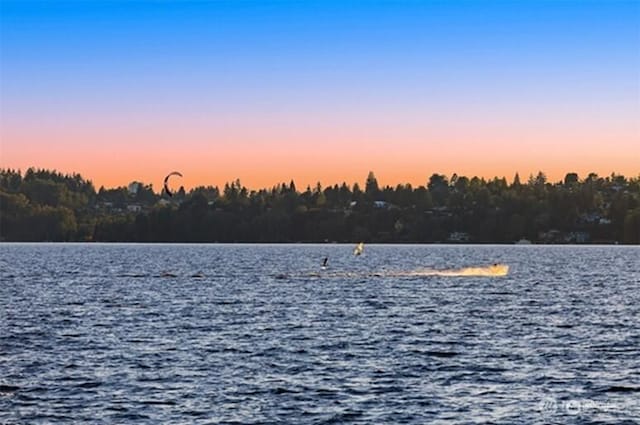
<box><xmin>1</xmin><ymin>244</ymin><xmax>639</xmax><ymax>424</ymax></box>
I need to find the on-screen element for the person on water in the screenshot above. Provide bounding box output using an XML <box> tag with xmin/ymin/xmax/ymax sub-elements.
<box><xmin>322</xmin><ymin>257</ymin><xmax>328</xmax><ymax>268</ymax></box>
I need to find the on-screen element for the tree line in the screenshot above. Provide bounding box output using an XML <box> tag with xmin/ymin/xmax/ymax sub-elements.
<box><xmin>1</xmin><ymin>168</ymin><xmax>639</xmax><ymax>243</ymax></box>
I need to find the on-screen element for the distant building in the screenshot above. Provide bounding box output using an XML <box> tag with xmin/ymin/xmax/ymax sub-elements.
<box><xmin>448</xmin><ymin>232</ymin><xmax>470</xmax><ymax>243</ymax></box>
<box><xmin>539</xmin><ymin>229</ymin><xmax>563</xmax><ymax>244</ymax></box>
<box><xmin>128</xmin><ymin>182</ymin><xmax>141</xmax><ymax>194</ymax></box>
<box><xmin>567</xmin><ymin>232</ymin><xmax>590</xmax><ymax>244</ymax></box>
<box><xmin>579</xmin><ymin>212</ymin><xmax>601</xmax><ymax>224</ymax></box>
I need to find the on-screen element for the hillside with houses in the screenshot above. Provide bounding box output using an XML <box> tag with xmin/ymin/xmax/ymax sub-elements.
<box><xmin>1</xmin><ymin>168</ymin><xmax>639</xmax><ymax>244</ymax></box>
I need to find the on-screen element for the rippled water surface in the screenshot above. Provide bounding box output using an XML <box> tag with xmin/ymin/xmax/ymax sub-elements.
<box><xmin>1</xmin><ymin>243</ymin><xmax>639</xmax><ymax>424</ymax></box>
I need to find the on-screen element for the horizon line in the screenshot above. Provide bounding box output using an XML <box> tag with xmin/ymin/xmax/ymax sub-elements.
<box><xmin>2</xmin><ymin>165</ymin><xmax>639</xmax><ymax>192</ymax></box>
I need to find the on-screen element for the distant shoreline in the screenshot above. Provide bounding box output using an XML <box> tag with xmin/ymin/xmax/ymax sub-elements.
<box><xmin>1</xmin><ymin>168</ymin><xmax>639</xmax><ymax>244</ymax></box>
<box><xmin>0</xmin><ymin>241</ymin><xmax>633</xmax><ymax>246</ymax></box>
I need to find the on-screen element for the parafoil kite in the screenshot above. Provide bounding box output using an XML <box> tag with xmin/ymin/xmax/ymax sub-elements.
<box><xmin>163</xmin><ymin>171</ymin><xmax>183</xmax><ymax>197</ymax></box>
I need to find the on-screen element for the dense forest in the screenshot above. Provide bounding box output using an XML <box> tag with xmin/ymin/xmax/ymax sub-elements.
<box><xmin>1</xmin><ymin>168</ymin><xmax>639</xmax><ymax>244</ymax></box>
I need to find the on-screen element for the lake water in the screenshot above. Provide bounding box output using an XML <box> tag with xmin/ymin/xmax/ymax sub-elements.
<box><xmin>1</xmin><ymin>244</ymin><xmax>639</xmax><ymax>424</ymax></box>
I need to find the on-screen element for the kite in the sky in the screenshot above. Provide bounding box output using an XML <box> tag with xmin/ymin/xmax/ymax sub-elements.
<box><xmin>163</xmin><ymin>171</ymin><xmax>183</xmax><ymax>197</ymax></box>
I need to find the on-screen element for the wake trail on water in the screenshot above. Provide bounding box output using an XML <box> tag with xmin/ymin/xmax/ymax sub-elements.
<box><xmin>276</xmin><ymin>264</ymin><xmax>510</xmax><ymax>280</ymax></box>
<box><xmin>400</xmin><ymin>264</ymin><xmax>509</xmax><ymax>277</ymax></box>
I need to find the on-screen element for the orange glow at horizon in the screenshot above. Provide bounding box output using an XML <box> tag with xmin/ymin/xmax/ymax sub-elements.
<box><xmin>2</xmin><ymin>104</ymin><xmax>638</xmax><ymax>190</ymax></box>
<box><xmin>2</xmin><ymin>136</ymin><xmax>639</xmax><ymax>191</ymax></box>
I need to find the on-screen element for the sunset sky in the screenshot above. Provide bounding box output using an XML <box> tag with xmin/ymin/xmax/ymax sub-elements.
<box><xmin>1</xmin><ymin>0</ymin><xmax>638</xmax><ymax>191</ymax></box>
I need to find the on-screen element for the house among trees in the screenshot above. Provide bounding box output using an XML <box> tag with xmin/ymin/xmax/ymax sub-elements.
<box><xmin>448</xmin><ymin>232</ymin><xmax>470</xmax><ymax>243</ymax></box>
